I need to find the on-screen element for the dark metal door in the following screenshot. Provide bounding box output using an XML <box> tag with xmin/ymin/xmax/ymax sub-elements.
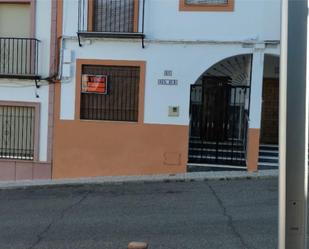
<box><xmin>189</xmin><ymin>78</ymin><xmax>249</xmax><ymax>166</ymax></box>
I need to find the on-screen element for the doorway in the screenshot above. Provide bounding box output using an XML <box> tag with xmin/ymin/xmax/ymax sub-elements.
<box><xmin>189</xmin><ymin>77</ymin><xmax>249</xmax><ymax>167</ymax></box>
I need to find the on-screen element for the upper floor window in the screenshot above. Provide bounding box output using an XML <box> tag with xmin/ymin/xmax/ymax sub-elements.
<box><xmin>78</xmin><ymin>0</ymin><xmax>145</xmax><ymax>46</ymax></box>
<box><xmin>81</xmin><ymin>0</ymin><xmax>139</xmax><ymax>33</ymax></box>
<box><xmin>91</xmin><ymin>0</ymin><xmax>136</xmax><ymax>32</ymax></box>
<box><xmin>179</xmin><ymin>0</ymin><xmax>234</xmax><ymax>11</ymax></box>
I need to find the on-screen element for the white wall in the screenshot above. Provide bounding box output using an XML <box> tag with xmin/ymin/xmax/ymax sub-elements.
<box><xmin>60</xmin><ymin>0</ymin><xmax>281</xmax><ymax>127</ymax></box>
<box><xmin>145</xmin><ymin>0</ymin><xmax>281</xmax><ymax>41</ymax></box>
<box><xmin>35</xmin><ymin>0</ymin><xmax>52</xmax><ymax>78</ymax></box>
<box><xmin>63</xmin><ymin>0</ymin><xmax>79</xmax><ymax>36</ymax></box>
<box><xmin>63</xmin><ymin>0</ymin><xmax>281</xmax><ymax>42</ymax></box>
<box><xmin>60</xmin><ymin>39</ymin><xmax>280</xmax><ymax>125</ymax></box>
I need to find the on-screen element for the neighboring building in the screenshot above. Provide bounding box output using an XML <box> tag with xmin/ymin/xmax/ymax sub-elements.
<box><xmin>52</xmin><ymin>0</ymin><xmax>281</xmax><ymax>179</ymax></box>
<box><xmin>0</xmin><ymin>0</ymin><xmax>282</xmax><ymax>181</ymax></box>
<box><xmin>0</xmin><ymin>0</ymin><xmax>58</xmax><ymax>181</ymax></box>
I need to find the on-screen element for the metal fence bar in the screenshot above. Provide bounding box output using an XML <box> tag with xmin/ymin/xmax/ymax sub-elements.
<box><xmin>0</xmin><ymin>38</ymin><xmax>40</xmax><ymax>77</ymax></box>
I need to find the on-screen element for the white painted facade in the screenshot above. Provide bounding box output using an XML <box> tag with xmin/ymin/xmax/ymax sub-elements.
<box><xmin>0</xmin><ymin>0</ymin><xmax>52</xmax><ymax>162</ymax></box>
<box><xmin>64</xmin><ymin>0</ymin><xmax>281</xmax><ymax>41</ymax></box>
<box><xmin>60</xmin><ymin>0</ymin><xmax>281</xmax><ymax>129</ymax></box>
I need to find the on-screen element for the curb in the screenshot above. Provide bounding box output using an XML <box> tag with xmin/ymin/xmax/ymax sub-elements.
<box><xmin>0</xmin><ymin>169</ymin><xmax>278</xmax><ymax>190</ymax></box>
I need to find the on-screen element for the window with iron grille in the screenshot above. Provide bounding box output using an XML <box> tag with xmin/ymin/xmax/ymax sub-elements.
<box><xmin>0</xmin><ymin>105</ymin><xmax>36</xmax><ymax>160</ymax></box>
<box><xmin>92</xmin><ymin>0</ymin><xmax>135</xmax><ymax>32</ymax></box>
<box><xmin>80</xmin><ymin>65</ymin><xmax>140</xmax><ymax>122</ymax></box>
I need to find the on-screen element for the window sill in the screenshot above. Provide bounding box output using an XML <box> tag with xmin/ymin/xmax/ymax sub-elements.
<box><xmin>77</xmin><ymin>119</ymin><xmax>142</xmax><ymax>126</ymax></box>
<box><xmin>179</xmin><ymin>0</ymin><xmax>234</xmax><ymax>11</ymax></box>
<box><xmin>77</xmin><ymin>31</ymin><xmax>145</xmax><ymax>39</ymax></box>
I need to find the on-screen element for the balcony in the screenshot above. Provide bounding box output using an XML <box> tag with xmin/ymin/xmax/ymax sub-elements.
<box><xmin>77</xmin><ymin>0</ymin><xmax>145</xmax><ymax>47</ymax></box>
<box><xmin>0</xmin><ymin>38</ymin><xmax>40</xmax><ymax>80</ymax></box>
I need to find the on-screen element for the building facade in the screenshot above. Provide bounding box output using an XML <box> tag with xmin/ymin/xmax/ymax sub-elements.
<box><xmin>0</xmin><ymin>0</ymin><xmax>58</xmax><ymax>181</ymax></box>
<box><xmin>52</xmin><ymin>0</ymin><xmax>281</xmax><ymax>179</ymax></box>
<box><xmin>0</xmin><ymin>0</ymin><xmax>281</xmax><ymax>181</ymax></box>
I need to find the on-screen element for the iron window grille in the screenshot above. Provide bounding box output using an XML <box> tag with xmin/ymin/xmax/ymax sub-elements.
<box><xmin>0</xmin><ymin>105</ymin><xmax>36</xmax><ymax>160</ymax></box>
<box><xmin>77</xmin><ymin>0</ymin><xmax>145</xmax><ymax>47</ymax></box>
<box><xmin>0</xmin><ymin>38</ymin><xmax>40</xmax><ymax>79</ymax></box>
<box><xmin>80</xmin><ymin>65</ymin><xmax>140</xmax><ymax>122</ymax></box>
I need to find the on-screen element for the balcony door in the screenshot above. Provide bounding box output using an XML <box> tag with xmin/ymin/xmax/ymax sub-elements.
<box><xmin>0</xmin><ymin>4</ymin><xmax>31</xmax><ymax>37</ymax></box>
<box><xmin>0</xmin><ymin>4</ymin><xmax>35</xmax><ymax>77</ymax></box>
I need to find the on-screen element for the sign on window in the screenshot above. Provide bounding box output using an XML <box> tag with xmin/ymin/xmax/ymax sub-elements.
<box><xmin>81</xmin><ymin>74</ymin><xmax>108</xmax><ymax>94</ymax></box>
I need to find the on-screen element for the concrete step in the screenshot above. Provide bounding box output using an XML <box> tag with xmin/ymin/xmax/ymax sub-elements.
<box><xmin>258</xmin><ymin>144</ymin><xmax>279</xmax><ymax>169</ymax></box>
<box><xmin>189</xmin><ymin>156</ymin><xmax>246</xmax><ymax>167</ymax></box>
<box><xmin>189</xmin><ymin>148</ymin><xmax>245</xmax><ymax>157</ymax></box>
<box><xmin>189</xmin><ymin>142</ymin><xmax>244</xmax><ymax>151</ymax></box>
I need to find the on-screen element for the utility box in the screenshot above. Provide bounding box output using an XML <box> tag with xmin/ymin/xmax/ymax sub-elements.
<box><xmin>168</xmin><ymin>106</ymin><xmax>179</xmax><ymax>117</ymax></box>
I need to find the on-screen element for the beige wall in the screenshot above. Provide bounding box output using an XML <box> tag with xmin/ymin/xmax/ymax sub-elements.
<box><xmin>0</xmin><ymin>4</ymin><xmax>31</xmax><ymax>37</ymax></box>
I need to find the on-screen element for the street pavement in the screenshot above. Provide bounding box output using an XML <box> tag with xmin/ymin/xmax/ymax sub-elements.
<box><xmin>0</xmin><ymin>178</ymin><xmax>279</xmax><ymax>249</ymax></box>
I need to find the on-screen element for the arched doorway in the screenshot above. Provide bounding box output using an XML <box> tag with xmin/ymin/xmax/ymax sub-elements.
<box><xmin>188</xmin><ymin>54</ymin><xmax>252</xmax><ymax>170</ymax></box>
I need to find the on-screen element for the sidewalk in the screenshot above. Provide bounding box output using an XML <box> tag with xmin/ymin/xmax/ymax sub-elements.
<box><xmin>0</xmin><ymin>169</ymin><xmax>278</xmax><ymax>190</ymax></box>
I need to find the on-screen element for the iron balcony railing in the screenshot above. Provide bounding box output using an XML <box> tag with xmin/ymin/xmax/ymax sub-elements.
<box><xmin>78</xmin><ymin>0</ymin><xmax>145</xmax><ymax>46</ymax></box>
<box><xmin>0</xmin><ymin>38</ymin><xmax>40</xmax><ymax>79</ymax></box>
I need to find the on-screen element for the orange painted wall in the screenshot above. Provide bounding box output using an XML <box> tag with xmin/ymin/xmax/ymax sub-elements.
<box><xmin>52</xmin><ymin>121</ymin><xmax>189</xmax><ymax>179</ymax></box>
<box><xmin>247</xmin><ymin>128</ymin><xmax>260</xmax><ymax>172</ymax></box>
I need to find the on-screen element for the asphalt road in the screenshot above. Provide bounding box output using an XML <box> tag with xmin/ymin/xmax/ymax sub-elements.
<box><xmin>0</xmin><ymin>178</ymin><xmax>278</xmax><ymax>249</ymax></box>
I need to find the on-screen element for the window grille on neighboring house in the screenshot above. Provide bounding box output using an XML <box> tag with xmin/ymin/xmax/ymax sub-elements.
<box><xmin>0</xmin><ymin>105</ymin><xmax>36</xmax><ymax>160</ymax></box>
<box><xmin>185</xmin><ymin>0</ymin><xmax>228</xmax><ymax>4</ymax></box>
<box><xmin>80</xmin><ymin>65</ymin><xmax>140</xmax><ymax>122</ymax></box>
<box><xmin>92</xmin><ymin>0</ymin><xmax>135</xmax><ymax>32</ymax></box>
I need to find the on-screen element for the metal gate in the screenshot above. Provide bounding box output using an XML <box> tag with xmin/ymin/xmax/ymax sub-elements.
<box><xmin>189</xmin><ymin>77</ymin><xmax>250</xmax><ymax>167</ymax></box>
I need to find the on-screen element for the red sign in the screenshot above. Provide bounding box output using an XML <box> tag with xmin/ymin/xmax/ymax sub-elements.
<box><xmin>81</xmin><ymin>74</ymin><xmax>108</xmax><ymax>94</ymax></box>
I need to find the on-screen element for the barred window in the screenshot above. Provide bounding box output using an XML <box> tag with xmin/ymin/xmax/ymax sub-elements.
<box><xmin>0</xmin><ymin>105</ymin><xmax>36</xmax><ymax>160</ymax></box>
<box><xmin>80</xmin><ymin>65</ymin><xmax>140</xmax><ymax>122</ymax></box>
<box><xmin>185</xmin><ymin>0</ymin><xmax>228</xmax><ymax>4</ymax></box>
<box><xmin>93</xmin><ymin>0</ymin><xmax>135</xmax><ymax>32</ymax></box>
